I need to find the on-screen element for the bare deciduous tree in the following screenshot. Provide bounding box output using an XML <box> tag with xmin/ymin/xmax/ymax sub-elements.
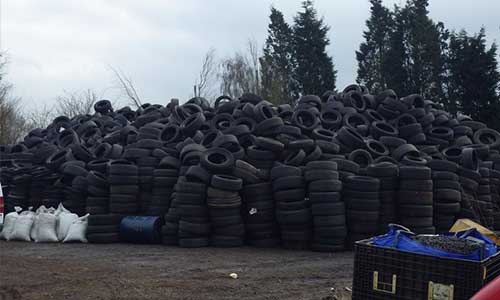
<box><xmin>194</xmin><ymin>48</ymin><xmax>217</xmax><ymax>100</ymax></box>
<box><xmin>219</xmin><ymin>39</ymin><xmax>261</xmax><ymax>98</ymax></box>
<box><xmin>109</xmin><ymin>66</ymin><xmax>142</xmax><ymax>109</ymax></box>
<box><xmin>54</xmin><ymin>89</ymin><xmax>98</xmax><ymax>118</ymax></box>
<box><xmin>0</xmin><ymin>53</ymin><xmax>30</xmax><ymax>144</ymax></box>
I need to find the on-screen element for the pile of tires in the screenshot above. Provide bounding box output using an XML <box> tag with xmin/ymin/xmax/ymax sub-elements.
<box><xmin>306</xmin><ymin>161</ymin><xmax>346</xmax><ymax>252</ymax></box>
<box><xmin>271</xmin><ymin>164</ymin><xmax>311</xmax><ymax>250</ymax></box>
<box><xmin>2</xmin><ymin>83</ymin><xmax>500</xmax><ymax>250</ymax></box>
<box><xmin>398</xmin><ymin>166</ymin><xmax>435</xmax><ymax>234</ymax></box>
<box><xmin>242</xmin><ymin>181</ymin><xmax>280</xmax><ymax>248</ymax></box>
<box><xmin>427</xmin><ymin>160</ymin><xmax>462</xmax><ymax>233</ymax></box>
<box><xmin>86</xmin><ymin>214</ymin><xmax>123</xmax><ymax>243</ymax></box>
<box><xmin>366</xmin><ymin>162</ymin><xmax>399</xmax><ymax>233</ymax></box>
<box><xmin>344</xmin><ymin>175</ymin><xmax>380</xmax><ymax>246</ymax></box>
<box><xmin>108</xmin><ymin>161</ymin><xmax>139</xmax><ymax>215</ymax></box>
<box><xmin>207</xmin><ymin>175</ymin><xmax>244</xmax><ymax>247</ymax></box>
<box><xmin>86</xmin><ymin>171</ymin><xmax>109</xmax><ymax>215</ymax></box>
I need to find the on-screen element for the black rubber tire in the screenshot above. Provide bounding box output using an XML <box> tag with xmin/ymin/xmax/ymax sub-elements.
<box><xmin>308</xmin><ymin>192</ymin><xmax>341</xmax><ymax>203</ymax></box>
<box><xmin>88</xmin><ymin>214</ymin><xmax>124</xmax><ymax>226</ymax></box>
<box><xmin>211</xmin><ymin>175</ymin><xmax>243</xmax><ymax>191</ymax></box>
<box><xmin>272</xmin><ymin>176</ymin><xmax>305</xmax><ymax>192</ymax></box>
<box><xmin>344</xmin><ymin>176</ymin><xmax>380</xmax><ymax>192</ymax></box>
<box><xmin>398</xmin><ymin>205</ymin><xmax>433</xmax><ymax>217</ymax></box>
<box><xmin>274</xmin><ymin>189</ymin><xmax>306</xmax><ymax>202</ymax></box>
<box><xmin>399</xmin><ymin>180</ymin><xmax>433</xmax><ymax>191</ymax></box>
<box><xmin>200</xmin><ymin>148</ymin><xmax>235</xmax><ymax>173</ymax></box>
<box><xmin>399</xmin><ymin>166</ymin><xmax>431</xmax><ymax>180</ymax></box>
<box><xmin>304</xmin><ymin>170</ymin><xmax>339</xmax><ymax>182</ymax></box>
<box><xmin>398</xmin><ymin>191</ymin><xmax>433</xmax><ymax>205</ymax></box>
<box><xmin>311</xmin><ymin>202</ymin><xmax>345</xmax><ymax>216</ymax></box>
<box><xmin>313</xmin><ymin>215</ymin><xmax>346</xmax><ymax>227</ymax></box>
<box><xmin>308</xmin><ymin>180</ymin><xmax>342</xmax><ymax>192</ymax></box>
<box><xmin>87</xmin><ymin>233</ymin><xmax>120</xmax><ymax>243</ymax></box>
<box><xmin>270</xmin><ymin>165</ymin><xmax>302</xmax><ymax>180</ymax></box>
<box><xmin>345</xmin><ymin>198</ymin><xmax>380</xmax><ymax>211</ymax></box>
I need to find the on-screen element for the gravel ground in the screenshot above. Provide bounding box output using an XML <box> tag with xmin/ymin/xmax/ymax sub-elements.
<box><xmin>0</xmin><ymin>241</ymin><xmax>354</xmax><ymax>300</ymax></box>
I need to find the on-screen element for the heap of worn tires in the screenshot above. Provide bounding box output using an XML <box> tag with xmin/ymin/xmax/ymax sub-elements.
<box><xmin>1</xmin><ymin>84</ymin><xmax>500</xmax><ymax>251</ymax></box>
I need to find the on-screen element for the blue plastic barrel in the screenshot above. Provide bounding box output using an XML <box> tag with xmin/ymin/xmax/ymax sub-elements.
<box><xmin>120</xmin><ymin>216</ymin><xmax>162</xmax><ymax>244</ymax></box>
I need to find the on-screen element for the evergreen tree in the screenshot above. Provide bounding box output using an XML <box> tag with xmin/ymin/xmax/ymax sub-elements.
<box><xmin>292</xmin><ymin>0</ymin><xmax>336</xmax><ymax>96</ymax></box>
<box><xmin>356</xmin><ymin>0</ymin><xmax>393</xmax><ymax>93</ymax></box>
<box><xmin>260</xmin><ymin>7</ymin><xmax>297</xmax><ymax>104</ymax></box>
<box><xmin>447</xmin><ymin>29</ymin><xmax>500</xmax><ymax>129</ymax></box>
<box><xmin>384</xmin><ymin>0</ymin><xmax>447</xmax><ymax>99</ymax></box>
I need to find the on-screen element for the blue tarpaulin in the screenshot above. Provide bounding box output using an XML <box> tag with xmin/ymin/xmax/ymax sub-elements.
<box><xmin>372</xmin><ymin>224</ymin><xmax>498</xmax><ymax>261</ymax></box>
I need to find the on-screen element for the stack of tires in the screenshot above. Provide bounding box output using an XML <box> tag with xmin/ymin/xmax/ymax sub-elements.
<box><xmin>86</xmin><ymin>171</ymin><xmax>110</xmax><ymax>215</ymax></box>
<box><xmin>459</xmin><ymin>166</ymin><xmax>481</xmax><ymax>222</ymax></box>
<box><xmin>428</xmin><ymin>160</ymin><xmax>462</xmax><ymax>233</ymax></box>
<box><xmin>207</xmin><ymin>175</ymin><xmax>244</xmax><ymax>247</ymax></box>
<box><xmin>5</xmin><ymin>173</ymin><xmax>31</xmax><ymax>213</ymax></box>
<box><xmin>87</xmin><ymin>214</ymin><xmax>123</xmax><ymax>243</ymax></box>
<box><xmin>271</xmin><ymin>164</ymin><xmax>310</xmax><ymax>249</ymax></box>
<box><xmin>176</xmin><ymin>177</ymin><xmax>209</xmax><ymax>248</ymax></box>
<box><xmin>108</xmin><ymin>160</ymin><xmax>139</xmax><ymax>214</ymax></box>
<box><xmin>367</xmin><ymin>162</ymin><xmax>399</xmax><ymax>233</ymax></box>
<box><xmin>398</xmin><ymin>166</ymin><xmax>435</xmax><ymax>234</ymax></box>
<box><xmin>61</xmin><ymin>162</ymin><xmax>88</xmax><ymax>216</ymax></box>
<box><xmin>344</xmin><ymin>175</ymin><xmax>380</xmax><ymax>246</ymax></box>
<box><xmin>29</xmin><ymin>167</ymin><xmax>51</xmax><ymax>209</ymax></box>
<box><xmin>136</xmin><ymin>156</ymin><xmax>158</xmax><ymax>215</ymax></box>
<box><xmin>242</xmin><ymin>181</ymin><xmax>280</xmax><ymax>247</ymax></box>
<box><xmin>306</xmin><ymin>161</ymin><xmax>346</xmax><ymax>252</ymax></box>
<box><xmin>478</xmin><ymin>168</ymin><xmax>494</xmax><ymax>228</ymax></box>
<box><xmin>490</xmin><ymin>170</ymin><xmax>500</xmax><ymax>230</ymax></box>
<box><xmin>334</xmin><ymin>158</ymin><xmax>360</xmax><ymax>181</ymax></box>
<box><xmin>150</xmin><ymin>157</ymin><xmax>178</xmax><ymax>217</ymax></box>
<box><xmin>159</xmin><ymin>156</ymin><xmax>184</xmax><ymax>246</ymax></box>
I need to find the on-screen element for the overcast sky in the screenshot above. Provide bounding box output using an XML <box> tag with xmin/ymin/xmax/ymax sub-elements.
<box><xmin>2</xmin><ymin>0</ymin><xmax>499</xmax><ymax>110</ymax></box>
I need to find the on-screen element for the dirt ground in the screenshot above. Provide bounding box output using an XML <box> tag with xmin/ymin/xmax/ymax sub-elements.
<box><xmin>0</xmin><ymin>241</ymin><xmax>354</xmax><ymax>300</ymax></box>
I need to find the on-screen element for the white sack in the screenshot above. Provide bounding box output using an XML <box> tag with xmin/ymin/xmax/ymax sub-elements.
<box><xmin>30</xmin><ymin>205</ymin><xmax>48</xmax><ymax>241</ymax></box>
<box><xmin>8</xmin><ymin>209</ymin><xmax>35</xmax><ymax>241</ymax></box>
<box><xmin>63</xmin><ymin>214</ymin><xmax>89</xmax><ymax>243</ymax></box>
<box><xmin>56</xmin><ymin>203</ymin><xmax>78</xmax><ymax>241</ymax></box>
<box><xmin>34</xmin><ymin>211</ymin><xmax>58</xmax><ymax>243</ymax></box>
<box><xmin>0</xmin><ymin>207</ymin><xmax>22</xmax><ymax>240</ymax></box>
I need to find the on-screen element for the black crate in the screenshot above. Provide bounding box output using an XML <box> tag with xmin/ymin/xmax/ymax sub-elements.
<box><xmin>352</xmin><ymin>239</ymin><xmax>500</xmax><ymax>300</ymax></box>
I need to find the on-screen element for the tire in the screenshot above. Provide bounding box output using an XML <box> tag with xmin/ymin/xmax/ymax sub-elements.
<box><xmin>86</xmin><ymin>225</ymin><xmax>120</xmax><ymax>234</ymax></box>
<box><xmin>398</xmin><ymin>191</ymin><xmax>433</xmax><ymax>205</ymax></box>
<box><xmin>308</xmin><ymin>180</ymin><xmax>342</xmax><ymax>192</ymax></box>
<box><xmin>200</xmin><ymin>148</ymin><xmax>235</xmax><ymax>173</ymax></box>
<box><xmin>272</xmin><ymin>176</ymin><xmax>305</xmax><ymax>192</ymax></box>
<box><xmin>313</xmin><ymin>215</ymin><xmax>346</xmax><ymax>228</ymax></box>
<box><xmin>87</xmin><ymin>233</ymin><xmax>120</xmax><ymax>243</ymax></box>
<box><xmin>308</xmin><ymin>192</ymin><xmax>341</xmax><ymax>203</ymax></box>
<box><xmin>211</xmin><ymin>175</ymin><xmax>243</xmax><ymax>191</ymax></box>
<box><xmin>276</xmin><ymin>208</ymin><xmax>311</xmax><ymax>224</ymax></box>
<box><xmin>345</xmin><ymin>198</ymin><xmax>380</xmax><ymax>211</ymax></box>
<box><xmin>88</xmin><ymin>214</ymin><xmax>124</xmax><ymax>226</ymax></box>
<box><xmin>434</xmin><ymin>189</ymin><xmax>461</xmax><ymax>202</ymax></box>
<box><xmin>270</xmin><ymin>165</ymin><xmax>302</xmax><ymax>180</ymax></box>
<box><xmin>399</xmin><ymin>217</ymin><xmax>433</xmax><ymax>227</ymax></box>
<box><xmin>399</xmin><ymin>166</ymin><xmax>431</xmax><ymax>180</ymax></box>
<box><xmin>311</xmin><ymin>202</ymin><xmax>345</xmax><ymax>216</ymax></box>
<box><xmin>306</xmin><ymin>160</ymin><xmax>338</xmax><ymax>170</ymax></box>
<box><xmin>344</xmin><ymin>176</ymin><xmax>380</xmax><ymax>192</ymax></box>
<box><xmin>399</xmin><ymin>180</ymin><xmax>433</xmax><ymax>191</ymax></box>
<box><xmin>398</xmin><ymin>205</ymin><xmax>433</xmax><ymax>217</ymax></box>
<box><xmin>305</xmin><ymin>170</ymin><xmax>339</xmax><ymax>182</ymax></box>
<box><xmin>433</xmin><ymin>180</ymin><xmax>460</xmax><ymax>190</ymax></box>
<box><xmin>274</xmin><ymin>189</ymin><xmax>306</xmax><ymax>202</ymax></box>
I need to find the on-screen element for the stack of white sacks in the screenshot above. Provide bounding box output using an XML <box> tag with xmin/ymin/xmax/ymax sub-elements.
<box><xmin>0</xmin><ymin>204</ymin><xmax>88</xmax><ymax>243</ymax></box>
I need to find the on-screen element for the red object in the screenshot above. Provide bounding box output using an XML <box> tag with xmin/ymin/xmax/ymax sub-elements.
<box><xmin>470</xmin><ymin>276</ymin><xmax>500</xmax><ymax>300</ymax></box>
